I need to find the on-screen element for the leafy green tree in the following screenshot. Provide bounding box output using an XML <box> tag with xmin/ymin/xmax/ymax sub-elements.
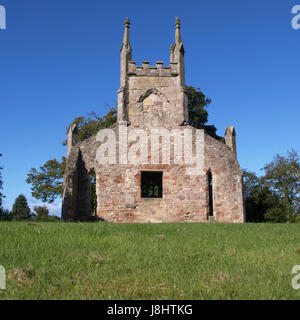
<box><xmin>264</xmin><ymin>202</ymin><xmax>293</xmax><ymax>223</ymax></box>
<box><xmin>243</xmin><ymin>170</ymin><xmax>260</xmax><ymax>200</ymax></box>
<box><xmin>0</xmin><ymin>209</ymin><xmax>11</xmax><ymax>221</ymax></box>
<box><xmin>243</xmin><ymin>150</ymin><xmax>299</xmax><ymax>223</ymax></box>
<box><xmin>290</xmin><ymin>211</ymin><xmax>300</xmax><ymax>223</ymax></box>
<box><xmin>186</xmin><ymin>86</ymin><xmax>224</xmax><ymax>142</ymax></box>
<box><xmin>11</xmin><ymin>194</ymin><xmax>32</xmax><ymax>221</ymax></box>
<box><xmin>26</xmin><ymin>158</ymin><xmax>66</xmax><ymax>203</ymax></box>
<box><xmin>262</xmin><ymin>149</ymin><xmax>300</xmax><ymax>215</ymax></box>
<box><xmin>243</xmin><ymin>170</ymin><xmax>283</xmax><ymax>222</ymax></box>
<box><xmin>63</xmin><ymin>107</ymin><xmax>117</xmax><ymax>145</ymax></box>
<box><xmin>33</xmin><ymin>205</ymin><xmax>49</xmax><ymax>221</ymax></box>
<box><xmin>32</xmin><ymin>205</ymin><xmax>61</xmax><ymax>222</ymax></box>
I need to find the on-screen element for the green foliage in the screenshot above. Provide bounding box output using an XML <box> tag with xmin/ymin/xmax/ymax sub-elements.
<box><xmin>243</xmin><ymin>170</ymin><xmax>260</xmax><ymax>200</ymax></box>
<box><xmin>11</xmin><ymin>194</ymin><xmax>32</xmax><ymax>221</ymax></box>
<box><xmin>289</xmin><ymin>212</ymin><xmax>300</xmax><ymax>223</ymax></box>
<box><xmin>262</xmin><ymin>149</ymin><xmax>300</xmax><ymax>214</ymax></box>
<box><xmin>26</xmin><ymin>157</ymin><xmax>66</xmax><ymax>203</ymax></box>
<box><xmin>264</xmin><ymin>203</ymin><xmax>292</xmax><ymax>223</ymax></box>
<box><xmin>243</xmin><ymin>149</ymin><xmax>300</xmax><ymax>223</ymax></box>
<box><xmin>186</xmin><ymin>86</ymin><xmax>224</xmax><ymax>142</ymax></box>
<box><xmin>0</xmin><ymin>209</ymin><xmax>11</xmax><ymax>221</ymax></box>
<box><xmin>33</xmin><ymin>205</ymin><xmax>49</xmax><ymax>221</ymax></box>
<box><xmin>243</xmin><ymin>170</ymin><xmax>282</xmax><ymax>222</ymax></box>
<box><xmin>33</xmin><ymin>205</ymin><xmax>61</xmax><ymax>222</ymax></box>
<box><xmin>63</xmin><ymin>107</ymin><xmax>117</xmax><ymax>145</ymax></box>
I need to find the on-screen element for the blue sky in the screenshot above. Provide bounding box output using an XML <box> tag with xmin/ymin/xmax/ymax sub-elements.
<box><xmin>0</xmin><ymin>0</ymin><xmax>299</xmax><ymax>216</ymax></box>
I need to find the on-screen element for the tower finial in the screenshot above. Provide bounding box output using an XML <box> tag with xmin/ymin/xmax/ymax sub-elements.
<box><xmin>173</xmin><ymin>18</ymin><xmax>185</xmax><ymax>85</ymax></box>
<box><xmin>175</xmin><ymin>17</ymin><xmax>182</xmax><ymax>43</ymax></box>
<box><xmin>119</xmin><ymin>17</ymin><xmax>132</xmax><ymax>120</ymax></box>
<box><xmin>124</xmin><ymin>17</ymin><xmax>130</xmax><ymax>27</ymax></box>
<box><xmin>123</xmin><ymin>17</ymin><xmax>130</xmax><ymax>46</ymax></box>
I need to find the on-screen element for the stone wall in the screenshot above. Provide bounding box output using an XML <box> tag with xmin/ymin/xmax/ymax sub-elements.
<box><xmin>127</xmin><ymin>72</ymin><xmax>188</xmax><ymax>128</ymax></box>
<box><xmin>62</xmin><ymin>125</ymin><xmax>245</xmax><ymax>223</ymax></box>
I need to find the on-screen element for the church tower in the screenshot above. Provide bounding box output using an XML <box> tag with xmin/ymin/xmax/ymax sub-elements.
<box><xmin>117</xmin><ymin>17</ymin><xmax>189</xmax><ymax>127</ymax></box>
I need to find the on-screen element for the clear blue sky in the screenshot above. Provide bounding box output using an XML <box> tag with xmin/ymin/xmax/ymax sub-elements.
<box><xmin>0</xmin><ymin>0</ymin><xmax>299</xmax><ymax>216</ymax></box>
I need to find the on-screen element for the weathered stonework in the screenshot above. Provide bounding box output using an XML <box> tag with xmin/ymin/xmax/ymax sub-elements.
<box><xmin>62</xmin><ymin>18</ymin><xmax>245</xmax><ymax>223</ymax></box>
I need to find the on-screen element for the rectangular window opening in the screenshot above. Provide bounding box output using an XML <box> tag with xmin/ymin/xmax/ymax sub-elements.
<box><xmin>141</xmin><ymin>171</ymin><xmax>163</xmax><ymax>198</ymax></box>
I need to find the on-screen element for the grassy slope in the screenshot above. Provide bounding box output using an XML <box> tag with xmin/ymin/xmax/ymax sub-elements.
<box><xmin>0</xmin><ymin>222</ymin><xmax>300</xmax><ymax>300</ymax></box>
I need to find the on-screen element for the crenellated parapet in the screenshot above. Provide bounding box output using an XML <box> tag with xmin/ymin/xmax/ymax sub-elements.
<box><xmin>128</xmin><ymin>61</ymin><xmax>179</xmax><ymax>77</ymax></box>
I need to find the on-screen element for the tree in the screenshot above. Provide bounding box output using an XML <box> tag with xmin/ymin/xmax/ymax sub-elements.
<box><xmin>245</xmin><ymin>186</ymin><xmax>285</xmax><ymax>223</ymax></box>
<box><xmin>243</xmin><ymin>170</ymin><xmax>260</xmax><ymax>200</ymax></box>
<box><xmin>262</xmin><ymin>149</ymin><xmax>300</xmax><ymax>215</ymax></box>
<box><xmin>186</xmin><ymin>86</ymin><xmax>224</xmax><ymax>142</ymax></box>
<box><xmin>32</xmin><ymin>205</ymin><xmax>61</xmax><ymax>222</ymax></box>
<box><xmin>243</xmin><ymin>170</ymin><xmax>283</xmax><ymax>222</ymax></box>
<box><xmin>26</xmin><ymin>158</ymin><xmax>66</xmax><ymax>203</ymax></box>
<box><xmin>62</xmin><ymin>107</ymin><xmax>117</xmax><ymax>145</ymax></box>
<box><xmin>290</xmin><ymin>211</ymin><xmax>300</xmax><ymax>223</ymax></box>
<box><xmin>243</xmin><ymin>150</ymin><xmax>300</xmax><ymax>223</ymax></box>
<box><xmin>11</xmin><ymin>194</ymin><xmax>32</xmax><ymax>221</ymax></box>
<box><xmin>264</xmin><ymin>202</ymin><xmax>292</xmax><ymax>223</ymax></box>
<box><xmin>33</xmin><ymin>205</ymin><xmax>49</xmax><ymax>221</ymax></box>
<box><xmin>0</xmin><ymin>209</ymin><xmax>11</xmax><ymax>221</ymax></box>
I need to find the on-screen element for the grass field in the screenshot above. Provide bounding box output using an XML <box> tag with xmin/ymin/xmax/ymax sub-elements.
<box><xmin>0</xmin><ymin>222</ymin><xmax>300</xmax><ymax>300</ymax></box>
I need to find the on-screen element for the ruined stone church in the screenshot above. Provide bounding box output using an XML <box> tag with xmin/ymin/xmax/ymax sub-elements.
<box><xmin>62</xmin><ymin>18</ymin><xmax>245</xmax><ymax>223</ymax></box>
